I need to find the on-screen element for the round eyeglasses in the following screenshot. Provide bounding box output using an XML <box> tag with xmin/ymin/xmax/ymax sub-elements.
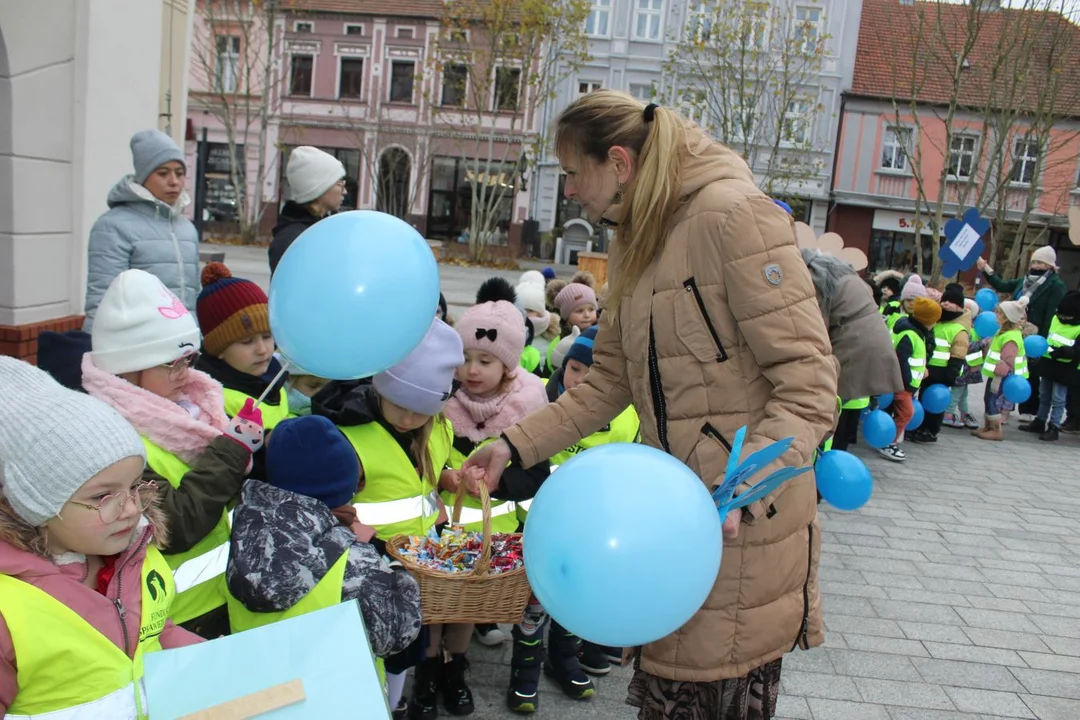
<box><xmin>160</xmin><ymin>352</ymin><xmax>201</xmax><ymax>381</ymax></box>
<box><xmin>67</xmin><ymin>481</ymin><xmax>158</xmax><ymax>524</ymax></box>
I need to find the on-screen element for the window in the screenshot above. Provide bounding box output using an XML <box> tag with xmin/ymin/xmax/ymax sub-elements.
<box><xmin>585</xmin><ymin>0</ymin><xmax>611</xmax><ymax>36</ymax></box>
<box><xmin>629</xmin><ymin>82</ymin><xmax>654</xmax><ymax>100</ymax></box>
<box><xmin>294</xmin><ymin>21</ymin><xmax>313</xmax><ymax>33</ymax></box>
<box><xmin>494</xmin><ymin>67</ymin><xmax>522</xmax><ymax>111</ymax></box>
<box><xmin>794</xmin><ymin>6</ymin><xmax>822</xmax><ymax>54</ymax></box>
<box><xmin>214</xmin><ymin>35</ymin><xmax>240</xmax><ymax>93</ymax></box>
<box><xmin>389</xmin><ymin>61</ymin><xmax>415</xmax><ymax>102</ymax></box>
<box><xmin>338</xmin><ymin>58</ymin><xmax>364</xmax><ymax>99</ymax></box>
<box><xmin>880</xmin><ymin>127</ymin><xmax>912</xmax><ymax>172</ymax></box>
<box><xmin>578</xmin><ymin>80</ymin><xmax>603</xmax><ymax>96</ymax></box>
<box><xmin>687</xmin><ymin>1</ymin><xmax>712</xmax><ymax>43</ymax></box>
<box><xmin>746</xmin><ymin>3</ymin><xmax>769</xmax><ymax>49</ymax></box>
<box><xmin>728</xmin><ymin>93</ymin><xmax>755</xmax><ymax>140</ymax></box>
<box><xmin>396</xmin><ymin>27</ymin><xmax>415</xmax><ymax>39</ymax></box>
<box><xmin>948</xmin><ymin>135</ymin><xmax>977</xmax><ymax>178</ymax></box>
<box><xmin>1011</xmin><ymin>136</ymin><xmax>1039</xmax><ymax>185</ymax></box>
<box><xmin>345</xmin><ymin>24</ymin><xmax>364</xmax><ymax>35</ymax></box>
<box><xmin>633</xmin><ymin>0</ymin><xmax>664</xmax><ymax>40</ymax></box>
<box><xmin>289</xmin><ymin>55</ymin><xmax>313</xmax><ymax>96</ymax></box>
<box><xmin>441</xmin><ymin>64</ymin><xmax>467</xmax><ymax>106</ymax></box>
<box><xmin>782</xmin><ymin>100</ymin><xmax>811</xmax><ymax>144</ymax></box>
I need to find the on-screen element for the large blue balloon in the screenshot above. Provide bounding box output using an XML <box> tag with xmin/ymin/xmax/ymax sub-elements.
<box><xmin>974</xmin><ymin>311</ymin><xmax>1000</xmax><ymax>340</ymax></box>
<box><xmin>906</xmin><ymin>399</ymin><xmax>925</xmax><ymax>430</ymax></box>
<box><xmin>861</xmin><ymin>409</ymin><xmax>897</xmax><ymax>449</ymax></box>
<box><xmin>268</xmin><ymin>211</ymin><xmax>440</xmax><ymax>380</ymax></box>
<box><xmin>1025</xmin><ymin>335</ymin><xmax>1049</xmax><ymax>359</ymax></box>
<box><xmin>975</xmin><ymin>288</ymin><xmax>998</xmax><ymax>312</ymax></box>
<box><xmin>524</xmin><ymin>444</ymin><xmax>722</xmax><ymax>647</ymax></box>
<box><xmin>816</xmin><ymin>450</ymin><xmax>873</xmax><ymax>511</ymax></box>
<box><xmin>877</xmin><ymin>393</ymin><xmax>894</xmax><ymax>410</ymax></box>
<box><xmin>1003</xmin><ymin>374</ymin><xmax>1032</xmax><ymax>404</ymax></box>
<box><xmin>921</xmin><ymin>384</ymin><xmax>951</xmax><ymax>414</ymax></box>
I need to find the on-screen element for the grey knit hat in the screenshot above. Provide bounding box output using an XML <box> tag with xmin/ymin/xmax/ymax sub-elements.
<box><xmin>131</xmin><ymin>129</ymin><xmax>185</xmax><ymax>184</ymax></box>
<box><xmin>0</xmin><ymin>357</ymin><xmax>146</xmax><ymax>526</ymax></box>
<box><xmin>373</xmin><ymin>318</ymin><xmax>464</xmax><ymax>416</ymax></box>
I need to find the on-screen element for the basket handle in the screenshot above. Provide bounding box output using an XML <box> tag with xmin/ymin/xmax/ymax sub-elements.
<box><xmin>451</xmin><ymin>477</ymin><xmax>493</xmax><ymax>576</ymax></box>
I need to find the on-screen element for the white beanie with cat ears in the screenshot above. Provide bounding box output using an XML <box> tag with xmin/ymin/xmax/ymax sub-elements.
<box><xmin>1000</xmin><ymin>296</ymin><xmax>1030</xmax><ymax>324</ymax></box>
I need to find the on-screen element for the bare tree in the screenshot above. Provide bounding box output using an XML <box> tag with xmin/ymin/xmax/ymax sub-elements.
<box><xmin>428</xmin><ymin>0</ymin><xmax>590</xmax><ymax>261</ymax></box>
<box><xmin>665</xmin><ymin>0</ymin><xmax>829</xmax><ymax>198</ymax></box>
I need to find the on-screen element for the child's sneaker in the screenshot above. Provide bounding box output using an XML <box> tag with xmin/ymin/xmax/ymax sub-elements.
<box><xmin>474</xmin><ymin>623</ymin><xmax>507</xmax><ymax>646</ymax></box>
<box><xmin>963</xmin><ymin>412</ymin><xmax>980</xmax><ymax>429</ymax></box>
<box><xmin>578</xmin><ymin>642</ymin><xmax>611</xmax><ymax>676</ymax></box>
<box><xmin>942</xmin><ymin>412</ymin><xmax>964</xmax><ymax>429</ymax></box>
<box><xmin>545</xmin><ymin>622</ymin><xmax>595</xmax><ymax>700</ymax></box>
<box><xmin>876</xmin><ymin>444</ymin><xmax>906</xmax><ymax>462</ymax></box>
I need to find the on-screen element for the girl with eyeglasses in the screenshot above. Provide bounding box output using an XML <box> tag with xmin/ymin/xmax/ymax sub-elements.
<box><xmin>79</xmin><ymin>269</ymin><xmax>264</xmax><ymax>640</ymax></box>
<box><xmin>0</xmin><ymin>357</ymin><xmax>202</xmax><ymax>718</ymax></box>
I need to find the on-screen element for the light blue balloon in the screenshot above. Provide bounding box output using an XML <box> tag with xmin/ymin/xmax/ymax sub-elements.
<box><xmin>906</xmin><ymin>399</ymin><xmax>925</xmax><ymax>430</ymax></box>
<box><xmin>1024</xmin><ymin>335</ymin><xmax>1049</xmax><ymax>359</ymax></box>
<box><xmin>523</xmin><ymin>444</ymin><xmax>722</xmax><ymax>647</ymax></box>
<box><xmin>816</xmin><ymin>450</ymin><xmax>873</xmax><ymax>511</ymax></box>
<box><xmin>975</xmin><ymin>288</ymin><xmax>998</xmax><ymax>312</ymax></box>
<box><xmin>974</xmin><ymin>311</ymin><xmax>1000</xmax><ymax>340</ymax></box>
<box><xmin>921</xmin><ymin>384</ymin><xmax>951</xmax><ymax>414</ymax></box>
<box><xmin>877</xmin><ymin>393</ymin><xmax>894</xmax><ymax>410</ymax></box>
<box><xmin>1003</xmin><ymin>374</ymin><xmax>1032</xmax><ymax>404</ymax></box>
<box><xmin>268</xmin><ymin>211</ymin><xmax>439</xmax><ymax>380</ymax></box>
<box><xmin>861</xmin><ymin>410</ymin><xmax>896</xmax><ymax>449</ymax></box>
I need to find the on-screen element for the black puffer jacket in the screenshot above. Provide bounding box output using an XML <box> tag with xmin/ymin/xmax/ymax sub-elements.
<box><xmin>226</xmin><ymin>480</ymin><xmax>422</xmax><ymax>657</ymax></box>
<box><xmin>268</xmin><ymin>202</ymin><xmax>323</xmax><ymax>275</ymax></box>
<box><xmin>1044</xmin><ymin>291</ymin><xmax>1080</xmax><ymax>387</ymax></box>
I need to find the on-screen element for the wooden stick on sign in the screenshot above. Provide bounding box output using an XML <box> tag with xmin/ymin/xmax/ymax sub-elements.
<box><xmin>176</xmin><ymin>679</ymin><xmax>306</xmax><ymax>720</ymax></box>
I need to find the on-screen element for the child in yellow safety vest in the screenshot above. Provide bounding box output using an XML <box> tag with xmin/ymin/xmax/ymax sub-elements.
<box><xmin>225</xmin><ymin>415</ymin><xmax>422</xmax><ymax>661</ymax></box>
<box><xmin>879</xmin><ymin>297</ymin><xmax>941</xmax><ymax>462</ymax></box>
<box><xmin>974</xmin><ymin>297</ymin><xmax>1030</xmax><ymax>441</ymax></box>
<box><xmin>80</xmin><ymin>270</ymin><xmax>263</xmax><ymax>640</ymax></box>
<box><xmin>195</xmin><ymin>262</ymin><xmax>290</xmax><ymax>480</ymax></box>
<box><xmin>944</xmin><ymin>299</ymin><xmax>987</xmax><ymax>430</ymax></box>
<box><xmin>1019</xmin><ymin>291</ymin><xmax>1080</xmax><ymax>441</ymax></box>
<box><xmin>0</xmin><ymin>358</ymin><xmax>202</xmax><ymax>718</ymax></box>
<box><xmin>910</xmin><ymin>283</ymin><xmax>972</xmax><ymax>443</ymax></box>
<box><xmin>312</xmin><ymin>317</ymin><xmax>465</xmax><ymax>719</ymax></box>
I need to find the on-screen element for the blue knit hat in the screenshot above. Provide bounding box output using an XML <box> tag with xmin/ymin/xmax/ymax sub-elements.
<box><xmin>563</xmin><ymin>326</ymin><xmax>598</xmax><ymax>369</ymax></box>
<box><xmin>542</xmin><ymin>267</ymin><xmax>557</xmax><ymax>281</ymax></box>
<box><xmin>266</xmin><ymin>416</ymin><xmax>360</xmax><ymax>509</ymax></box>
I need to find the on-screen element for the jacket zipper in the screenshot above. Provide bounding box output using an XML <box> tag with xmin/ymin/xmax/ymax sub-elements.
<box><xmin>792</xmin><ymin>522</ymin><xmax>813</xmax><ymax>651</ymax></box>
<box><xmin>701</xmin><ymin>422</ymin><xmax>732</xmax><ymax>453</ymax></box>
<box><xmin>648</xmin><ymin>320</ymin><xmax>670</xmax><ymax>453</ymax></box>
<box><xmin>115</xmin><ymin>563</ymin><xmax>132</xmax><ymax>656</ymax></box>
<box><xmin>683</xmin><ymin>278</ymin><xmax>728</xmax><ymax>363</ymax></box>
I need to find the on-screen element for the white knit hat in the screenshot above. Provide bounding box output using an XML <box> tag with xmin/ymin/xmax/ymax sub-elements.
<box><xmin>519</xmin><ymin>270</ymin><xmax>546</xmax><ymax>288</ymax></box>
<box><xmin>1031</xmin><ymin>246</ymin><xmax>1057</xmax><ymax>268</ymax></box>
<box><xmin>515</xmin><ymin>281</ymin><xmax>546</xmax><ymax>315</ymax></box>
<box><xmin>91</xmin><ymin>269</ymin><xmax>201</xmax><ymax>375</ymax></box>
<box><xmin>549</xmin><ymin>326</ymin><xmax>581</xmax><ymax>371</ymax></box>
<box><xmin>1000</xmin><ymin>296</ymin><xmax>1029</xmax><ymax>324</ymax></box>
<box><xmin>286</xmin><ymin>146</ymin><xmax>346</xmax><ymax>204</ymax></box>
<box><xmin>0</xmin><ymin>357</ymin><xmax>146</xmax><ymax>526</ymax></box>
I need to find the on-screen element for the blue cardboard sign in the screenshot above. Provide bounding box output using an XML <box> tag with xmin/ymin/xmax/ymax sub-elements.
<box><xmin>939</xmin><ymin>209</ymin><xmax>991</xmax><ymax>277</ymax></box>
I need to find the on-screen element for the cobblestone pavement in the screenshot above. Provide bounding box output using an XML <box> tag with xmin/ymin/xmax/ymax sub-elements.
<box><xmin>206</xmin><ymin>244</ymin><xmax>1080</xmax><ymax>719</ymax></box>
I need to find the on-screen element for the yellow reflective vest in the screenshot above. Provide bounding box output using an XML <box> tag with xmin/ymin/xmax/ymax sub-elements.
<box><xmin>142</xmin><ymin>439</ymin><xmax>230</xmax><ymax>625</ymax></box>
<box><xmin>983</xmin><ymin>329</ymin><xmax>1029</xmax><ymax>379</ymax></box>
<box><xmin>222</xmin><ymin>387</ymin><xmax>290</xmax><ymax>430</ymax></box>
<box><xmin>0</xmin><ymin>546</ymin><xmax>174</xmax><ymax>719</ymax></box>
<box><xmin>445</xmin><ymin>437</ymin><xmax>520</xmax><ymax>533</ymax></box>
<box><xmin>892</xmin><ymin>328</ymin><xmax>928</xmax><ymax>389</ymax></box>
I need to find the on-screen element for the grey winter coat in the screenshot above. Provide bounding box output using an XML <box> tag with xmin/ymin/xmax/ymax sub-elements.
<box><xmin>226</xmin><ymin>480</ymin><xmax>422</xmax><ymax>657</ymax></box>
<box><xmin>803</xmin><ymin>250</ymin><xmax>904</xmax><ymax>400</ymax></box>
<box><xmin>83</xmin><ymin>177</ymin><xmax>200</xmax><ymax>331</ymax></box>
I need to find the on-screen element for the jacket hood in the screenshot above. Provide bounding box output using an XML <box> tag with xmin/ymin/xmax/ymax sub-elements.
<box><xmin>310</xmin><ymin>379</ymin><xmax>377</xmax><ymax>426</ymax></box>
<box><xmin>676</xmin><ymin>124</ymin><xmax>757</xmax><ymax>200</ymax></box>
<box><xmin>107</xmin><ymin>175</ymin><xmax>190</xmax><ymax>216</ymax></box>
<box><xmin>226</xmin><ymin>480</ymin><xmax>352</xmax><ymax>613</ymax></box>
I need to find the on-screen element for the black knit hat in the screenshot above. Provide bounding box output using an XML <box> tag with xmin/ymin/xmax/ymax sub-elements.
<box><xmin>942</xmin><ymin>283</ymin><xmax>965</xmax><ymax>308</ymax></box>
<box><xmin>1057</xmin><ymin>291</ymin><xmax>1080</xmax><ymax>322</ymax></box>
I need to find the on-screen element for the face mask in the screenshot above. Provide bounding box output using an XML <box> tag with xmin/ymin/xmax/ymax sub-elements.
<box><xmin>1029</xmin><ymin>268</ymin><xmax>1048</xmax><ymax>277</ymax></box>
<box><xmin>285</xmin><ymin>384</ymin><xmax>312</xmax><ymax>416</ymax></box>
<box><xmin>530</xmin><ymin>311</ymin><xmax>551</xmax><ymax>337</ymax></box>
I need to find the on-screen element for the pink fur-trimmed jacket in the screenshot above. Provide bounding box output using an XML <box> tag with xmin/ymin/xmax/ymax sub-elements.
<box><xmin>80</xmin><ymin>354</ymin><xmax>252</xmax><ymax>555</ymax></box>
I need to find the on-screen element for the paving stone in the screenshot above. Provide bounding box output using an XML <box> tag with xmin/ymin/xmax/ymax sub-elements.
<box><xmin>871</xmin><ymin>599</ymin><xmax>965</xmax><ymax>625</ymax></box>
<box><xmin>1029</xmin><ymin>615</ymin><xmax>1080</xmax><ymax>639</ymax></box>
<box><xmin>781</xmin><ymin>647</ymin><xmax>834</xmax><ymax>674</ymax></box>
<box><xmin>922</xmin><ymin>642</ymin><xmax>1026</xmax><ymax>667</ymax></box>
<box><xmin>942</xmin><ymin>687</ymin><xmax>1035</xmax><ymax>718</ymax></box>
<box><xmin>859</xmin><ymin>546</ymin><xmax>934</xmax><ymax>562</ymax></box>
<box><xmin>960</xmin><ymin>628</ymin><xmax>1052</xmax><ymax>653</ymax></box>
<box><xmin>884</xmin><ymin>709</ymin><xmax>980</xmax><ymax>720</ymax></box>
<box><xmin>825</xmin><ymin>614</ymin><xmax>907</xmax><ymax>639</ymax></box>
<box><xmin>853</xmin><ymin>678</ymin><xmax>954</xmax><ymax>710</ymax></box>
<box><xmin>1039</xmin><ymin>635</ymin><xmax>1080</xmax><ymax>656</ymax></box>
<box><xmin>1010</xmin><ymin>667</ymin><xmax>1080</xmax><ymax>700</ymax></box>
<box><xmin>964</xmin><ymin>596</ymin><xmax>1030</xmax><ymax>613</ymax></box>
<box><xmin>843</xmin><ymin>633</ymin><xmax>931</xmax><ymax>657</ymax></box>
<box><xmin>822</xmin><ymin>594</ymin><xmax>879</xmax><ymax>618</ymax></box>
<box><xmin>883</xmin><ymin>588</ymin><xmax>972</xmax><ymax>607</ymax></box>
<box><xmin>914</xmin><ymin>562</ymin><xmax>988</xmax><ymax>583</ymax></box>
<box><xmin>843</xmin><ymin>555</ymin><xmax>921</xmax><ymax>575</ymax></box>
<box><xmin>989</xmin><ymin>584</ymin><xmax>1050</xmax><ymax>602</ymax></box>
<box><xmin>954</xmin><ymin>608</ymin><xmax>1040</xmax><ymax>633</ymax></box>
<box><xmin>911</xmin><ymin>658</ymin><xmax>1025</xmax><ymax>692</ymax></box>
<box><xmin>806</xmin><ymin>698</ymin><xmax>892</xmax><ymax>719</ymax></box>
<box><xmin>1017</xmin><ymin>651</ymin><xmax>1080</xmax><ymax>673</ymax></box>
<box><xmin>821</xmin><ymin>581</ymin><xmax>889</xmax><ymax>599</ymax></box>
<box><xmin>899</xmin><ymin>621</ymin><xmax>974</xmax><ymax>645</ymax></box>
<box><xmin>779</xmin><ymin>670</ymin><xmax>862</xmax><ymax>701</ymax></box>
<box><xmin>864</xmin><ymin>571</ymin><xmax>926</xmax><ymax>589</ymax></box>
<box><xmin>1024</xmin><ymin>600</ymin><xmax>1080</xmax><ymax>620</ymax></box>
<box><xmin>773</xmin><ymin>694</ymin><xmax>813</xmax><ymax>720</ymax></box>
<box><xmin>1018</xmin><ymin>694</ymin><xmax>1080</xmax><ymax>720</ymax></box>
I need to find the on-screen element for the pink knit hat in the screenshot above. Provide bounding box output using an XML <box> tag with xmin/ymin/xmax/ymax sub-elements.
<box><xmin>926</xmin><ymin>287</ymin><xmax>942</xmax><ymax>302</ymax></box>
<box><xmin>900</xmin><ymin>275</ymin><xmax>928</xmax><ymax>301</ymax></box>
<box><xmin>456</xmin><ymin>300</ymin><xmax>525</xmax><ymax>370</ymax></box>
<box><xmin>554</xmin><ymin>283</ymin><xmax>597</xmax><ymax>319</ymax></box>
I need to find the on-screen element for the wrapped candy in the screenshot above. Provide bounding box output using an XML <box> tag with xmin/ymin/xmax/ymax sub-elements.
<box><xmin>396</xmin><ymin>525</ymin><xmax>524</xmax><ymax>575</ymax></box>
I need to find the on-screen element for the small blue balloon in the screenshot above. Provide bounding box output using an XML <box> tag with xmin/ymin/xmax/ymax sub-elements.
<box><xmin>268</xmin><ymin>211</ymin><xmax>440</xmax><ymax>380</ymax></box>
<box><xmin>974</xmin><ymin>311</ymin><xmax>1000</xmax><ymax>340</ymax></box>
<box><xmin>906</xmin><ymin>399</ymin><xmax>925</xmax><ymax>430</ymax></box>
<box><xmin>816</xmin><ymin>450</ymin><xmax>873</xmax><ymax>511</ymax></box>
<box><xmin>773</xmin><ymin>199</ymin><xmax>793</xmax><ymax>216</ymax></box>
<box><xmin>861</xmin><ymin>410</ymin><xmax>897</xmax><ymax>449</ymax></box>
<box><xmin>524</xmin><ymin>444</ymin><xmax>723</xmax><ymax>647</ymax></box>
<box><xmin>921</xmin><ymin>384</ymin><xmax>951</xmax><ymax>414</ymax></box>
<box><xmin>1024</xmin><ymin>335</ymin><xmax>1049</xmax><ymax>359</ymax></box>
<box><xmin>877</xmin><ymin>393</ymin><xmax>894</xmax><ymax>410</ymax></box>
<box><xmin>975</xmin><ymin>288</ymin><xmax>998</xmax><ymax>312</ymax></box>
<box><xmin>1003</xmin><ymin>374</ymin><xmax>1032</xmax><ymax>404</ymax></box>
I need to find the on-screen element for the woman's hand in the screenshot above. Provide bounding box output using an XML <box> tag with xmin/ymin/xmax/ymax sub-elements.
<box><xmin>462</xmin><ymin>439</ymin><xmax>512</xmax><ymax>489</ymax></box>
<box><xmin>439</xmin><ymin>468</ymin><xmax>462</xmax><ymax>494</ymax></box>
<box><xmin>722</xmin><ymin>509</ymin><xmax>742</xmax><ymax>540</ymax></box>
<box><xmin>977</xmin><ymin>257</ymin><xmax>993</xmax><ymax>274</ymax></box>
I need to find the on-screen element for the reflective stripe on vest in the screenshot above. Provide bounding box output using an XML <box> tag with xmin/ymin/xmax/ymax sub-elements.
<box><xmin>982</xmin><ymin>329</ymin><xmax>1028</xmax><ymax>379</ymax></box>
<box><xmin>1048</xmin><ymin>317</ymin><xmax>1080</xmax><ymax>363</ymax></box>
<box><xmin>929</xmin><ymin>321</ymin><xmax>965</xmax><ymax>368</ymax></box>
<box><xmin>1</xmin><ymin>545</ymin><xmax>174</xmax><ymax>719</ymax></box>
<box><xmin>841</xmin><ymin>397</ymin><xmax>870</xmax><ymax>410</ymax></box>
<box><xmin>966</xmin><ymin>350</ymin><xmax>985</xmax><ymax>367</ymax></box>
<box><xmin>446</xmin><ymin>436</ymin><xmax>520</xmax><ymax>533</ymax></box>
<box><xmin>142</xmin><ymin>439</ymin><xmax>230</xmax><ymax>625</ymax></box>
<box><xmin>341</xmin><ymin>418</ymin><xmax>452</xmax><ymax>541</ymax></box>
<box><xmin>223</xmin><ymin>387</ymin><xmax>290</xmax><ymax>429</ymax></box>
<box><xmin>456</xmin><ymin>500</ymin><xmax>519</xmax><ymax>526</ymax></box>
<box><xmin>892</xmin><ymin>328</ymin><xmax>928</xmax><ymax>388</ymax></box>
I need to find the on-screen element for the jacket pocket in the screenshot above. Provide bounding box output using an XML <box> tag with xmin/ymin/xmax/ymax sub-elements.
<box><xmin>691</xmin><ymin>422</ymin><xmax>732</xmax><ymax>488</ymax></box>
<box><xmin>674</xmin><ymin>278</ymin><xmax>729</xmax><ymax>364</ymax></box>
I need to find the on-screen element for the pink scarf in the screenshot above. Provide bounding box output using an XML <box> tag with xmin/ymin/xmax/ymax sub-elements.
<box><xmin>443</xmin><ymin>370</ymin><xmax>547</xmax><ymax>442</ymax></box>
<box><xmin>81</xmin><ymin>354</ymin><xmax>231</xmax><ymax>465</ymax></box>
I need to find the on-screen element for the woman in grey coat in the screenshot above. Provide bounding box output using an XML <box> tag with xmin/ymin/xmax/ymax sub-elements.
<box><xmin>83</xmin><ymin>130</ymin><xmax>199</xmax><ymax>330</ymax></box>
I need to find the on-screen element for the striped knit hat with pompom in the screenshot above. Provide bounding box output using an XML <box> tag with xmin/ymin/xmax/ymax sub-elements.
<box><xmin>196</xmin><ymin>262</ymin><xmax>270</xmax><ymax>356</ymax></box>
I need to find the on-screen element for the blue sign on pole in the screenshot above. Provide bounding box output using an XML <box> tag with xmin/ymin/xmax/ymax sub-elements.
<box><xmin>939</xmin><ymin>209</ymin><xmax>991</xmax><ymax>278</ymax></box>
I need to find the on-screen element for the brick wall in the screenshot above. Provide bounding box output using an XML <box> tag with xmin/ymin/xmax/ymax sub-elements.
<box><xmin>0</xmin><ymin>316</ymin><xmax>85</xmax><ymax>364</ymax></box>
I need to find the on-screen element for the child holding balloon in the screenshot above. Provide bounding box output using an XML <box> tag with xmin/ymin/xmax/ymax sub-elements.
<box><xmin>879</xmin><ymin>297</ymin><xmax>941</xmax><ymax>462</ymax></box>
<box><xmin>79</xmin><ymin>269</ymin><xmax>263</xmax><ymax>639</ymax></box>
<box><xmin>974</xmin><ymin>297</ymin><xmax>1030</xmax><ymax>441</ymax></box>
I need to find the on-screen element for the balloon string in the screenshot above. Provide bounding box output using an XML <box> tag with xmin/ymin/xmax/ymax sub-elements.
<box><xmin>254</xmin><ymin>361</ymin><xmax>290</xmax><ymax>409</ymax></box>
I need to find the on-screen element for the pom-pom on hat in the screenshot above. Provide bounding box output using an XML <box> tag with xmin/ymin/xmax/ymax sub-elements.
<box><xmin>266</xmin><ymin>416</ymin><xmax>360</xmax><ymax>509</ymax></box>
<box><xmin>901</xmin><ymin>275</ymin><xmax>928</xmax><ymax>301</ymax></box>
<box><xmin>196</xmin><ymin>263</ymin><xmax>270</xmax><ymax>356</ymax></box>
<box><xmin>941</xmin><ymin>283</ymin><xmax>965</xmax><ymax>308</ymax></box>
<box><xmin>374</xmin><ymin>318</ymin><xmax>464</xmax><ymax>416</ymax></box>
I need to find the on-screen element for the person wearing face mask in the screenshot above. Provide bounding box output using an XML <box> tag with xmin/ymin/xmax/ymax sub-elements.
<box><xmin>462</xmin><ymin>91</ymin><xmax>837</xmax><ymax>720</ymax></box>
<box><xmin>977</xmin><ymin>246</ymin><xmax>1067</xmax><ymax>422</ymax></box>
<box><xmin>269</xmin><ymin>146</ymin><xmax>347</xmax><ymax>275</ymax></box>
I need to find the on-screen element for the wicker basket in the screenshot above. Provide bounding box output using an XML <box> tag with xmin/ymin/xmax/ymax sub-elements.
<box><xmin>386</xmin><ymin>482</ymin><xmax>532</xmax><ymax>624</ymax></box>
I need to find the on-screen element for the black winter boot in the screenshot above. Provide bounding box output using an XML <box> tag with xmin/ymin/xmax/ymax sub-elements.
<box><xmin>544</xmin><ymin>621</ymin><xmax>595</xmax><ymax>700</ymax></box>
<box><xmin>1039</xmin><ymin>424</ymin><xmax>1060</xmax><ymax>442</ymax></box>
<box><xmin>408</xmin><ymin>657</ymin><xmax>441</xmax><ymax>720</ymax></box>
<box><xmin>507</xmin><ymin>624</ymin><xmax>545</xmax><ymax>713</ymax></box>
<box><xmin>439</xmin><ymin>653</ymin><xmax>475</xmax><ymax>716</ymax></box>
<box><xmin>1019</xmin><ymin>418</ymin><xmax>1047</xmax><ymax>434</ymax></box>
